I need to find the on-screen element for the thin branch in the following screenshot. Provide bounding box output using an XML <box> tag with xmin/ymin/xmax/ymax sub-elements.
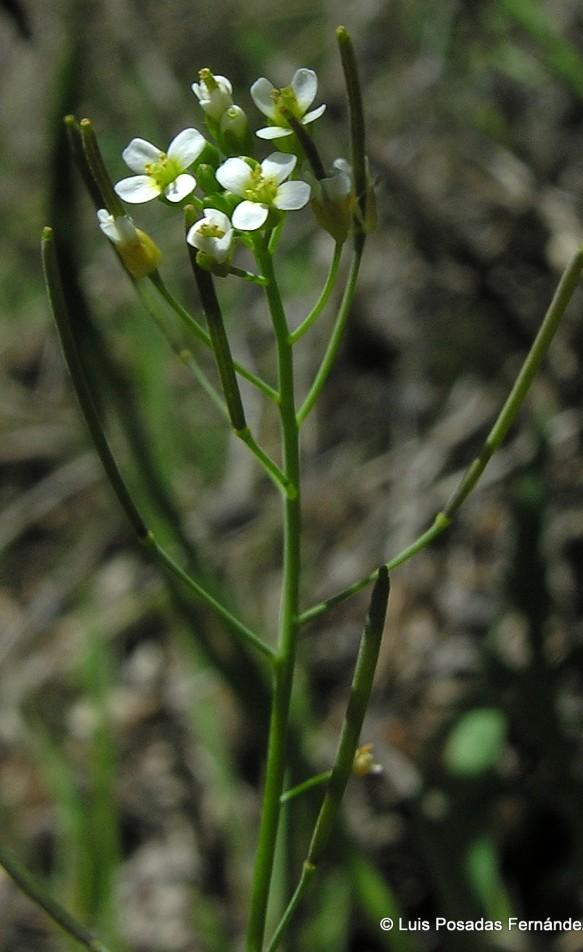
<box><xmin>299</xmin><ymin>244</ymin><xmax>583</xmax><ymax>625</ymax></box>
<box><xmin>0</xmin><ymin>843</ymin><xmax>111</xmax><ymax>952</ymax></box>
<box><xmin>42</xmin><ymin>226</ymin><xmax>274</xmax><ymax>662</ymax></box>
<box><xmin>289</xmin><ymin>243</ymin><xmax>343</xmax><ymax>344</ymax></box>
<box><xmin>268</xmin><ymin>569</ymin><xmax>390</xmax><ymax>952</ymax></box>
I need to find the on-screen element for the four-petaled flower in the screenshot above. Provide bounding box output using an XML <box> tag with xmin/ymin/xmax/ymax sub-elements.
<box><xmin>115</xmin><ymin>129</ymin><xmax>206</xmax><ymax>204</ymax></box>
<box><xmin>192</xmin><ymin>69</ymin><xmax>233</xmax><ymax>121</ymax></box>
<box><xmin>250</xmin><ymin>68</ymin><xmax>326</xmax><ymax>140</ymax></box>
<box><xmin>186</xmin><ymin>209</ymin><xmax>234</xmax><ymax>265</ymax></box>
<box><xmin>216</xmin><ymin>152</ymin><xmax>311</xmax><ymax>230</ymax></box>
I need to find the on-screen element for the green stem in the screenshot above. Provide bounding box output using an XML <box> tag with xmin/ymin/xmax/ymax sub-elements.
<box><xmin>186</xmin><ymin>246</ymin><xmax>247</xmax><ymax>432</ymax></box>
<box><xmin>266</xmin><ymin>863</ymin><xmax>315</xmax><ymax>952</ymax></box>
<box><xmin>64</xmin><ymin>115</ymin><xmax>103</xmax><ymax>210</ymax></box>
<box><xmin>144</xmin><ymin>533</ymin><xmax>275</xmax><ymax>660</ymax></box>
<box><xmin>336</xmin><ymin>26</ymin><xmax>367</xmax><ymax>248</ymax></box>
<box><xmin>245</xmin><ymin>239</ymin><xmax>302</xmax><ymax>952</ymax></box>
<box><xmin>268</xmin><ymin>222</ymin><xmax>284</xmax><ymax>255</ymax></box>
<box><xmin>297</xmin><ymin>250</ymin><xmax>362</xmax><ymax>425</ymax></box>
<box><xmin>289</xmin><ymin>243</ymin><xmax>343</xmax><ymax>344</ymax></box>
<box><xmin>184</xmin><ymin>240</ymin><xmax>290</xmax><ymax>492</ymax></box>
<box><xmin>280</xmin><ymin>770</ymin><xmax>332</xmax><ymax>804</ymax></box>
<box><xmin>134</xmin><ymin>278</ymin><xmax>227</xmax><ymax>416</ymax></box>
<box><xmin>268</xmin><ymin>569</ymin><xmax>390</xmax><ymax>952</ymax></box>
<box><xmin>79</xmin><ymin>118</ymin><xmax>124</xmax><ymax>218</ymax></box>
<box><xmin>299</xmin><ymin>245</ymin><xmax>583</xmax><ymax>626</ymax></box>
<box><xmin>299</xmin><ymin>515</ymin><xmax>449</xmax><ymax>625</ymax></box>
<box><xmin>0</xmin><ymin>843</ymin><xmax>111</xmax><ymax>952</ymax></box>
<box><xmin>42</xmin><ymin>226</ymin><xmax>274</xmax><ymax>661</ymax></box>
<box><xmin>150</xmin><ymin>273</ymin><xmax>278</xmax><ymax>402</ymax></box>
<box><xmin>237</xmin><ymin>427</ymin><xmax>290</xmax><ymax>496</ymax></box>
<box><xmin>279</xmin><ymin>108</ymin><xmax>326</xmax><ymax>181</ymax></box>
<box><xmin>42</xmin><ymin>227</ymin><xmax>147</xmax><ymax>541</ymax></box>
<box><xmin>442</xmin><ymin>247</ymin><xmax>583</xmax><ymax>516</ymax></box>
<box><xmin>229</xmin><ymin>266</ymin><xmax>269</xmax><ymax>286</ymax></box>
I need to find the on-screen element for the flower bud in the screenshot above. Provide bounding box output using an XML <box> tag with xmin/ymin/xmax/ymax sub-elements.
<box><xmin>311</xmin><ymin>158</ymin><xmax>353</xmax><ymax>243</ymax></box>
<box><xmin>192</xmin><ymin>69</ymin><xmax>233</xmax><ymax>121</ymax></box>
<box><xmin>219</xmin><ymin>105</ymin><xmax>252</xmax><ymax>156</ymax></box>
<box><xmin>97</xmin><ymin>210</ymin><xmax>161</xmax><ymax>278</ymax></box>
<box><xmin>353</xmin><ymin>743</ymin><xmax>382</xmax><ymax>777</ymax></box>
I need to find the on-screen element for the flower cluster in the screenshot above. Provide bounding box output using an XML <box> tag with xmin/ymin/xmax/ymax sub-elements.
<box><xmin>100</xmin><ymin>65</ymin><xmax>354</xmax><ymax>276</ymax></box>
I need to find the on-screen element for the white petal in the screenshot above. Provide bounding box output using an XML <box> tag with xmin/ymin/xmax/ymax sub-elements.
<box><xmin>333</xmin><ymin>157</ymin><xmax>352</xmax><ymax>176</ymax></box>
<box><xmin>191</xmin><ymin>81</ymin><xmax>204</xmax><ymax>100</ymax></box>
<box><xmin>291</xmin><ymin>68</ymin><xmax>317</xmax><ymax>112</ymax></box>
<box><xmin>122</xmin><ymin>138</ymin><xmax>163</xmax><ymax>173</ymax></box>
<box><xmin>322</xmin><ymin>171</ymin><xmax>351</xmax><ymax>202</ymax></box>
<box><xmin>302</xmin><ymin>103</ymin><xmax>326</xmax><ymax>125</ymax></box>
<box><xmin>168</xmin><ymin>128</ymin><xmax>206</xmax><ymax>168</ymax></box>
<box><xmin>214</xmin><ymin>75</ymin><xmax>233</xmax><ymax>95</ymax></box>
<box><xmin>203</xmin><ymin>208</ymin><xmax>232</xmax><ymax>231</ymax></box>
<box><xmin>186</xmin><ymin>222</ymin><xmax>208</xmax><ymax>249</ymax></box>
<box><xmin>251</xmin><ymin>77</ymin><xmax>277</xmax><ymax>119</ymax></box>
<box><xmin>186</xmin><ymin>222</ymin><xmax>201</xmax><ymax>247</ymax></box>
<box><xmin>273</xmin><ymin>180</ymin><xmax>311</xmax><ymax>211</ymax></box>
<box><xmin>216</xmin><ymin>157</ymin><xmax>252</xmax><ymax>195</ymax></box>
<box><xmin>115</xmin><ymin>175</ymin><xmax>160</xmax><ymax>203</ymax></box>
<box><xmin>212</xmin><ymin>232</ymin><xmax>234</xmax><ymax>262</ymax></box>
<box><xmin>97</xmin><ymin>209</ymin><xmax>119</xmax><ymax>241</ymax></box>
<box><xmin>232</xmin><ymin>201</ymin><xmax>269</xmax><ymax>231</ymax></box>
<box><xmin>163</xmin><ymin>173</ymin><xmax>196</xmax><ymax>202</ymax></box>
<box><xmin>261</xmin><ymin>152</ymin><xmax>296</xmax><ymax>185</ymax></box>
<box><xmin>256</xmin><ymin>125</ymin><xmax>292</xmax><ymax>140</ymax></box>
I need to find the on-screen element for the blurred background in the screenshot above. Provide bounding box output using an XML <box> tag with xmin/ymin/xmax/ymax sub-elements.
<box><xmin>2</xmin><ymin>0</ymin><xmax>583</xmax><ymax>949</ymax></box>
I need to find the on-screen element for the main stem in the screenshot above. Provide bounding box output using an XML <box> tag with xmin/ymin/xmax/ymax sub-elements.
<box><xmin>246</xmin><ymin>241</ymin><xmax>301</xmax><ymax>952</ymax></box>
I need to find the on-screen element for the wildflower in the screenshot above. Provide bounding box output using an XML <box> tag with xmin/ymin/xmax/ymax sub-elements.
<box><xmin>251</xmin><ymin>68</ymin><xmax>326</xmax><ymax>140</ymax></box>
<box><xmin>216</xmin><ymin>152</ymin><xmax>310</xmax><ymax>230</ymax></box>
<box><xmin>97</xmin><ymin>209</ymin><xmax>161</xmax><ymax>277</ymax></box>
<box><xmin>311</xmin><ymin>158</ymin><xmax>353</xmax><ymax>243</ymax></box>
<box><xmin>186</xmin><ymin>209</ymin><xmax>234</xmax><ymax>270</ymax></box>
<box><xmin>192</xmin><ymin>69</ymin><xmax>233</xmax><ymax>121</ymax></box>
<box><xmin>115</xmin><ymin>129</ymin><xmax>206</xmax><ymax>204</ymax></box>
<box><xmin>353</xmin><ymin>743</ymin><xmax>382</xmax><ymax>778</ymax></box>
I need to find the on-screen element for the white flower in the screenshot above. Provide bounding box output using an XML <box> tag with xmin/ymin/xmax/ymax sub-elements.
<box><xmin>186</xmin><ymin>209</ymin><xmax>234</xmax><ymax>265</ymax></box>
<box><xmin>216</xmin><ymin>152</ymin><xmax>311</xmax><ymax>231</ymax></box>
<box><xmin>250</xmin><ymin>68</ymin><xmax>326</xmax><ymax>140</ymax></box>
<box><xmin>192</xmin><ymin>69</ymin><xmax>233</xmax><ymax>121</ymax></box>
<box><xmin>114</xmin><ymin>129</ymin><xmax>206</xmax><ymax>204</ymax></box>
<box><xmin>321</xmin><ymin>158</ymin><xmax>352</xmax><ymax>203</ymax></box>
<box><xmin>97</xmin><ymin>210</ymin><xmax>161</xmax><ymax>277</ymax></box>
<box><xmin>97</xmin><ymin>209</ymin><xmax>139</xmax><ymax>244</ymax></box>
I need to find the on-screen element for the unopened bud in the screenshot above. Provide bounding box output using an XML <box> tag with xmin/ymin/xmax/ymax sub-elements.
<box><xmin>219</xmin><ymin>105</ymin><xmax>252</xmax><ymax>155</ymax></box>
<box><xmin>311</xmin><ymin>159</ymin><xmax>353</xmax><ymax>243</ymax></box>
<box><xmin>353</xmin><ymin>743</ymin><xmax>382</xmax><ymax>777</ymax></box>
<box><xmin>192</xmin><ymin>69</ymin><xmax>233</xmax><ymax>122</ymax></box>
<box><xmin>97</xmin><ymin>210</ymin><xmax>161</xmax><ymax>278</ymax></box>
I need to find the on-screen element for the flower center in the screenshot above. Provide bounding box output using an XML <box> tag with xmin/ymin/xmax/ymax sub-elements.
<box><xmin>198</xmin><ymin>222</ymin><xmax>226</xmax><ymax>239</ymax></box>
<box><xmin>244</xmin><ymin>166</ymin><xmax>279</xmax><ymax>205</ymax></box>
<box><xmin>144</xmin><ymin>153</ymin><xmax>182</xmax><ymax>188</ymax></box>
<box><xmin>272</xmin><ymin>85</ymin><xmax>302</xmax><ymax>124</ymax></box>
<box><xmin>199</xmin><ymin>67</ymin><xmax>218</xmax><ymax>92</ymax></box>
